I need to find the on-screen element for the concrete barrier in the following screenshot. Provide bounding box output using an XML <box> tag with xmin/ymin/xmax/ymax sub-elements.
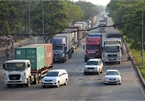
<box><xmin>123</xmin><ymin>38</ymin><xmax>145</xmax><ymax>89</ymax></box>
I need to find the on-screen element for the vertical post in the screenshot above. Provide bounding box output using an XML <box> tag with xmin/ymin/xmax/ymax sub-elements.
<box><xmin>142</xmin><ymin>1</ymin><xmax>144</xmax><ymax>66</ymax></box>
<box><xmin>42</xmin><ymin>0</ymin><xmax>44</xmax><ymax>43</ymax></box>
<box><xmin>29</xmin><ymin>1</ymin><xmax>31</xmax><ymax>44</ymax></box>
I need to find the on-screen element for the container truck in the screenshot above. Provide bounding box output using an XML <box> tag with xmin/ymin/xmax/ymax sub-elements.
<box><xmin>69</xmin><ymin>26</ymin><xmax>83</xmax><ymax>45</ymax></box>
<box><xmin>98</xmin><ymin>20</ymin><xmax>107</xmax><ymax>33</ymax></box>
<box><xmin>3</xmin><ymin>44</ymin><xmax>53</xmax><ymax>88</ymax></box>
<box><xmin>52</xmin><ymin>33</ymin><xmax>73</xmax><ymax>63</ymax></box>
<box><xmin>107</xmin><ymin>33</ymin><xmax>124</xmax><ymax>54</ymax></box>
<box><xmin>83</xmin><ymin>34</ymin><xmax>102</xmax><ymax>62</ymax></box>
<box><xmin>64</xmin><ymin>29</ymin><xmax>79</xmax><ymax>48</ymax></box>
<box><xmin>103</xmin><ymin>38</ymin><xmax>122</xmax><ymax>64</ymax></box>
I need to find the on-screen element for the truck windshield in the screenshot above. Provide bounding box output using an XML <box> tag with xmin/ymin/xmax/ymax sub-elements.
<box><xmin>105</xmin><ymin>46</ymin><xmax>119</xmax><ymax>52</ymax></box>
<box><xmin>5</xmin><ymin>63</ymin><xmax>25</xmax><ymax>71</ymax></box>
<box><xmin>86</xmin><ymin>45</ymin><xmax>99</xmax><ymax>50</ymax></box>
<box><xmin>53</xmin><ymin>46</ymin><xmax>63</xmax><ymax>50</ymax></box>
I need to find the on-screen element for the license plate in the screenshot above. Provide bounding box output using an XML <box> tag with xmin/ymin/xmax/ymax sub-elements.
<box><xmin>89</xmin><ymin>70</ymin><xmax>93</xmax><ymax>72</ymax></box>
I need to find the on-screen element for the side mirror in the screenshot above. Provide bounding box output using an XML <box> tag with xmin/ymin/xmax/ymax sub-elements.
<box><xmin>3</xmin><ymin>63</ymin><xmax>5</xmax><ymax>69</ymax></box>
<box><xmin>28</xmin><ymin>64</ymin><xmax>30</xmax><ymax>67</ymax></box>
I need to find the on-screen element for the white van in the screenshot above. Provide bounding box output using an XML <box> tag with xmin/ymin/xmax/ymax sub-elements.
<box><xmin>42</xmin><ymin>69</ymin><xmax>68</xmax><ymax>88</ymax></box>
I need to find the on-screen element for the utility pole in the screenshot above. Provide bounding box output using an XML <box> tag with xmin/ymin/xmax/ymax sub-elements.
<box><xmin>142</xmin><ymin>1</ymin><xmax>144</xmax><ymax>66</ymax></box>
<box><xmin>29</xmin><ymin>1</ymin><xmax>31</xmax><ymax>44</ymax></box>
<box><xmin>42</xmin><ymin>0</ymin><xmax>45</xmax><ymax>43</ymax></box>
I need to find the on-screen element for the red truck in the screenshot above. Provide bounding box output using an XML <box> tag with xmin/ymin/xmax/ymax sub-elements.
<box><xmin>83</xmin><ymin>36</ymin><xmax>102</xmax><ymax>62</ymax></box>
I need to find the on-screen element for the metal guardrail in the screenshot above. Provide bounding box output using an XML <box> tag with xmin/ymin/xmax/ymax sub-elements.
<box><xmin>123</xmin><ymin>38</ymin><xmax>145</xmax><ymax>89</ymax></box>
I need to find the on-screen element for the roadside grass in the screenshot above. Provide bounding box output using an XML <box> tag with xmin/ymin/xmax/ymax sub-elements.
<box><xmin>129</xmin><ymin>48</ymin><xmax>145</xmax><ymax>80</ymax></box>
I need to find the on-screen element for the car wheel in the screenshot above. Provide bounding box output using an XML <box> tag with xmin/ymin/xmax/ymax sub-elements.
<box><xmin>119</xmin><ymin>83</ymin><xmax>121</xmax><ymax>85</ymax></box>
<box><xmin>42</xmin><ymin>85</ymin><xmax>46</xmax><ymax>88</ymax></box>
<box><xmin>104</xmin><ymin>83</ymin><xmax>107</xmax><ymax>85</ymax></box>
<box><xmin>84</xmin><ymin>72</ymin><xmax>87</xmax><ymax>75</ymax></box>
<box><xmin>64</xmin><ymin>79</ymin><xmax>67</xmax><ymax>86</ymax></box>
<box><xmin>57</xmin><ymin>81</ymin><xmax>60</xmax><ymax>88</ymax></box>
<box><xmin>7</xmin><ymin>84</ymin><xmax>12</xmax><ymax>88</ymax></box>
<box><xmin>97</xmin><ymin>71</ymin><xmax>100</xmax><ymax>75</ymax></box>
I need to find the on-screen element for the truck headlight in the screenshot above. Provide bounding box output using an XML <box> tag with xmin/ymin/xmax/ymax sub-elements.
<box><xmin>61</xmin><ymin>53</ymin><xmax>65</xmax><ymax>57</ymax></box>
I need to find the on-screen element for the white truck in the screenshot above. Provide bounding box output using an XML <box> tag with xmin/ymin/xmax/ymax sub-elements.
<box><xmin>103</xmin><ymin>38</ymin><xmax>123</xmax><ymax>64</ymax></box>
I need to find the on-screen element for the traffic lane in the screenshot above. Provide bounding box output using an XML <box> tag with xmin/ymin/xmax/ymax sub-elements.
<box><xmin>0</xmin><ymin>41</ymin><xmax>145</xmax><ymax>101</ymax></box>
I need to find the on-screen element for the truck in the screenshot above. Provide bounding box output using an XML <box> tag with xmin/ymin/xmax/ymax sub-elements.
<box><xmin>69</xmin><ymin>25</ymin><xmax>83</xmax><ymax>45</ymax></box>
<box><xmin>3</xmin><ymin>44</ymin><xmax>53</xmax><ymax>88</ymax></box>
<box><xmin>103</xmin><ymin>38</ymin><xmax>122</xmax><ymax>64</ymax></box>
<box><xmin>106</xmin><ymin>33</ymin><xmax>124</xmax><ymax>54</ymax></box>
<box><xmin>98</xmin><ymin>20</ymin><xmax>107</xmax><ymax>33</ymax></box>
<box><xmin>52</xmin><ymin>33</ymin><xmax>73</xmax><ymax>63</ymax></box>
<box><xmin>64</xmin><ymin>28</ymin><xmax>79</xmax><ymax>49</ymax></box>
<box><xmin>83</xmin><ymin>33</ymin><xmax>102</xmax><ymax>62</ymax></box>
<box><xmin>74</xmin><ymin>22</ymin><xmax>87</xmax><ymax>38</ymax></box>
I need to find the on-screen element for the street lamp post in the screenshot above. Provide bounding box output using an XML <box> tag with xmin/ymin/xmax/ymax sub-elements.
<box><xmin>29</xmin><ymin>1</ymin><xmax>31</xmax><ymax>44</ymax></box>
<box><xmin>42</xmin><ymin>0</ymin><xmax>44</xmax><ymax>43</ymax></box>
<box><xmin>142</xmin><ymin>2</ymin><xmax>144</xmax><ymax>66</ymax></box>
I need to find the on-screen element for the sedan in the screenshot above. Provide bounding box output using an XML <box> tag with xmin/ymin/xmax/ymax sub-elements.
<box><xmin>42</xmin><ymin>69</ymin><xmax>68</xmax><ymax>88</ymax></box>
<box><xmin>104</xmin><ymin>69</ymin><xmax>121</xmax><ymax>85</ymax></box>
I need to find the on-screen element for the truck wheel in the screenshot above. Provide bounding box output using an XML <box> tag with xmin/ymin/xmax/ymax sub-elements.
<box><xmin>26</xmin><ymin>77</ymin><xmax>31</xmax><ymax>87</ymax></box>
<box><xmin>66</xmin><ymin>55</ymin><xmax>68</xmax><ymax>61</ymax></box>
<box><xmin>7</xmin><ymin>84</ymin><xmax>11</xmax><ymax>88</ymax></box>
<box><xmin>118</xmin><ymin>62</ymin><xmax>120</xmax><ymax>64</ymax></box>
<box><xmin>34</xmin><ymin>74</ymin><xmax>39</xmax><ymax>84</ymax></box>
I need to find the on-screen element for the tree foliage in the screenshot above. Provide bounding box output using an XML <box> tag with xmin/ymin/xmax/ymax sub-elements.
<box><xmin>107</xmin><ymin>0</ymin><xmax>145</xmax><ymax>50</ymax></box>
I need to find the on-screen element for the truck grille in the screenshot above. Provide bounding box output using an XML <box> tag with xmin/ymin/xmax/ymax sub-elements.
<box><xmin>108</xmin><ymin>54</ymin><xmax>117</xmax><ymax>57</ymax></box>
<box><xmin>9</xmin><ymin>74</ymin><xmax>21</xmax><ymax>80</ymax></box>
<box><xmin>54</xmin><ymin>54</ymin><xmax>60</xmax><ymax>58</ymax></box>
<box><xmin>88</xmin><ymin>53</ymin><xmax>95</xmax><ymax>58</ymax></box>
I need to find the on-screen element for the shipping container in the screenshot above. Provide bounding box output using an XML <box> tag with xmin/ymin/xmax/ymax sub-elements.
<box><xmin>27</xmin><ymin>44</ymin><xmax>53</xmax><ymax>67</ymax></box>
<box><xmin>69</xmin><ymin>26</ymin><xmax>83</xmax><ymax>45</ymax></box>
<box><xmin>15</xmin><ymin>45</ymin><xmax>45</xmax><ymax>70</ymax></box>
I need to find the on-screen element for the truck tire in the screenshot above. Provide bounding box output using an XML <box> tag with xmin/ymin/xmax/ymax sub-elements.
<box><xmin>66</xmin><ymin>55</ymin><xmax>68</xmax><ymax>61</ymax></box>
<box><xmin>26</xmin><ymin>77</ymin><xmax>31</xmax><ymax>87</ymax></box>
<box><xmin>118</xmin><ymin>62</ymin><xmax>120</xmax><ymax>64</ymax></box>
<box><xmin>7</xmin><ymin>84</ymin><xmax>12</xmax><ymax>88</ymax></box>
<box><xmin>34</xmin><ymin>74</ymin><xmax>39</xmax><ymax>84</ymax></box>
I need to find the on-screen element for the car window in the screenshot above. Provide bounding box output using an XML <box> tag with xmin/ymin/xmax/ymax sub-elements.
<box><xmin>45</xmin><ymin>71</ymin><xmax>59</xmax><ymax>77</ymax></box>
<box><xmin>87</xmin><ymin>61</ymin><xmax>98</xmax><ymax>65</ymax></box>
<box><xmin>106</xmin><ymin>71</ymin><xmax>119</xmax><ymax>75</ymax></box>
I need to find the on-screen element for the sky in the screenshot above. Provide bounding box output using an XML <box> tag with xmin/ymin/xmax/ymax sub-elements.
<box><xmin>73</xmin><ymin>0</ymin><xmax>111</xmax><ymax>6</ymax></box>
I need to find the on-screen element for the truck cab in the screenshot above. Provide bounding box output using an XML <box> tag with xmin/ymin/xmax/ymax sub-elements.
<box><xmin>84</xmin><ymin>36</ymin><xmax>102</xmax><ymax>62</ymax></box>
<box><xmin>52</xmin><ymin>37</ymin><xmax>67</xmax><ymax>63</ymax></box>
<box><xmin>3</xmin><ymin>60</ymin><xmax>33</xmax><ymax>88</ymax></box>
<box><xmin>103</xmin><ymin>42</ymin><xmax>122</xmax><ymax>64</ymax></box>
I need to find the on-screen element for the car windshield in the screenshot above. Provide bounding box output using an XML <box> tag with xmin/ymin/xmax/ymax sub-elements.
<box><xmin>106</xmin><ymin>71</ymin><xmax>119</xmax><ymax>75</ymax></box>
<box><xmin>87</xmin><ymin>61</ymin><xmax>98</xmax><ymax>65</ymax></box>
<box><xmin>86</xmin><ymin>45</ymin><xmax>99</xmax><ymax>50</ymax></box>
<box><xmin>5</xmin><ymin>63</ymin><xmax>25</xmax><ymax>71</ymax></box>
<box><xmin>45</xmin><ymin>71</ymin><xmax>59</xmax><ymax>77</ymax></box>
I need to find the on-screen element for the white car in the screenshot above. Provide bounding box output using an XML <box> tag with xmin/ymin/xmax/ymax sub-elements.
<box><xmin>84</xmin><ymin>59</ymin><xmax>103</xmax><ymax>75</ymax></box>
<box><xmin>42</xmin><ymin>69</ymin><xmax>68</xmax><ymax>88</ymax></box>
<box><xmin>104</xmin><ymin>69</ymin><xmax>121</xmax><ymax>85</ymax></box>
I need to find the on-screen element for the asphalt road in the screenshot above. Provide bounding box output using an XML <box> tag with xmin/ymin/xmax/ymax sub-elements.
<box><xmin>0</xmin><ymin>17</ymin><xmax>145</xmax><ymax>101</ymax></box>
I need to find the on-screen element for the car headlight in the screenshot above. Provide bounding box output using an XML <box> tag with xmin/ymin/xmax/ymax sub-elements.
<box><xmin>4</xmin><ymin>76</ymin><xmax>8</xmax><ymax>80</ymax></box>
